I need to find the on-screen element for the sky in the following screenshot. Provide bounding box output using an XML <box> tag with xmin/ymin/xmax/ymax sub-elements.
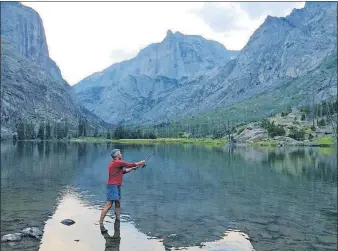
<box><xmin>23</xmin><ymin>1</ymin><xmax>305</xmax><ymax>85</ymax></box>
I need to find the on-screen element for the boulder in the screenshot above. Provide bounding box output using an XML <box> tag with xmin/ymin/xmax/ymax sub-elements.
<box><xmin>1</xmin><ymin>233</ymin><xmax>22</xmax><ymax>242</ymax></box>
<box><xmin>235</xmin><ymin>127</ymin><xmax>268</xmax><ymax>142</ymax></box>
<box><xmin>273</xmin><ymin>136</ymin><xmax>299</xmax><ymax>145</ymax></box>
<box><xmin>21</xmin><ymin>227</ymin><xmax>43</xmax><ymax>239</ymax></box>
<box><xmin>61</xmin><ymin>219</ymin><xmax>76</xmax><ymax>226</ymax></box>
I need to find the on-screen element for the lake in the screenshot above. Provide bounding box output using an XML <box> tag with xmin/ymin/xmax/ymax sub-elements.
<box><xmin>1</xmin><ymin>141</ymin><xmax>337</xmax><ymax>251</ymax></box>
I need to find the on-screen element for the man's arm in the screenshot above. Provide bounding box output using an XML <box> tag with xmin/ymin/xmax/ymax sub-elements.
<box><xmin>120</xmin><ymin>160</ymin><xmax>145</xmax><ymax>174</ymax></box>
<box><xmin>122</xmin><ymin>166</ymin><xmax>137</xmax><ymax>174</ymax></box>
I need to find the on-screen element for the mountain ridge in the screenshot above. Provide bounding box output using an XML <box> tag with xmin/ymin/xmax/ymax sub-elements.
<box><xmin>74</xmin><ymin>1</ymin><xmax>336</xmax><ymax>126</ymax></box>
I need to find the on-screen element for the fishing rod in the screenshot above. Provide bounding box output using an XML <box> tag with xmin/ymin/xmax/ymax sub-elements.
<box><xmin>141</xmin><ymin>146</ymin><xmax>161</xmax><ymax>168</ymax></box>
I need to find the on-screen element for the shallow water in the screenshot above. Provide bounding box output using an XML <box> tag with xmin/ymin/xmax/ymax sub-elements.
<box><xmin>1</xmin><ymin>141</ymin><xmax>337</xmax><ymax>250</ymax></box>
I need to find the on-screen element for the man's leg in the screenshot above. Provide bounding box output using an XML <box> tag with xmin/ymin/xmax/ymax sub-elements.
<box><xmin>115</xmin><ymin>185</ymin><xmax>121</xmax><ymax>220</ymax></box>
<box><xmin>115</xmin><ymin>200</ymin><xmax>120</xmax><ymax>221</ymax></box>
<box><xmin>100</xmin><ymin>200</ymin><xmax>113</xmax><ymax>224</ymax></box>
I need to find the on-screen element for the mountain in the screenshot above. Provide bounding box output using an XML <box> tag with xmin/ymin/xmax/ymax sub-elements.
<box><xmin>182</xmin><ymin>1</ymin><xmax>337</xmax><ymax>124</ymax></box>
<box><xmin>74</xmin><ymin>30</ymin><xmax>239</xmax><ymax>123</ymax></box>
<box><xmin>0</xmin><ymin>2</ymin><xmax>107</xmax><ymax>139</ymax></box>
<box><xmin>202</xmin><ymin>1</ymin><xmax>337</xmax><ymax>104</ymax></box>
<box><xmin>74</xmin><ymin>2</ymin><xmax>337</xmax><ymax>126</ymax></box>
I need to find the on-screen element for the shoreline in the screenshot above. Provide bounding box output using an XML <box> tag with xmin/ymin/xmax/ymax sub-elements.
<box><xmin>3</xmin><ymin>137</ymin><xmax>336</xmax><ymax>148</ymax></box>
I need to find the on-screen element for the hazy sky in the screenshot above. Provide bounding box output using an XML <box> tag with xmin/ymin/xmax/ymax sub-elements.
<box><xmin>23</xmin><ymin>1</ymin><xmax>304</xmax><ymax>85</ymax></box>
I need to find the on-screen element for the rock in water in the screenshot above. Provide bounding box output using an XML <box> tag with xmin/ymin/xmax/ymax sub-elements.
<box><xmin>1</xmin><ymin>233</ymin><xmax>22</xmax><ymax>242</ymax></box>
<box><xmin>61</xmin><ymin>219</ymin><xmax>75</xmax><ymax>226</ymax></box>
<box><xmin>21</xmin><ymin>227</ymin><xmax>43</xmax><ymax>239</ymax></box>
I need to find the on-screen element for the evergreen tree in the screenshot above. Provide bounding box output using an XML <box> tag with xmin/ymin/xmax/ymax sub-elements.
<box><xmin>53</xmin><ymin>124</ymin><xmax>57</xmax><ymax>138</ymax></box>
<box><xmin>64</xmin><ymin>122</ymin><xmax>69</xmax><ymax>138</ymax></box>
<box><xmin>45</xmin><ymin>122</ymin><xmax>52</xmax><ymax>139</ymax></box>
<box><xmin>37</xmin><ymin>122</ymin><xmax>45</xmax><ymax>140</ymax></box>
<box><xmin>136</xmin><ymin>129</ymin><xmax>142</xmax><ymax>139</ymax></box>
<box><xmin>318</xmin><ymin>118</ymin><xmax>326</xmax><ymax>127</ymax></box>
<box><xmin>26</xmin><ymin>123</ymin><xmax>36</xmax><ymax>139</ymax></box>
<box><xmin>94</xmin><ymin>127</ymin><xmax>99</xmax><ymax>137</ymax></box>
<box><xmin>149</xmin><ymin>132</ymin><xmax>156</xmax><ymax>139</ymax></box>
<box><xmin>56</xmin><ymin>123</ymin><xmax>64</xmax><ymax>139</ymax></box>
<box><xmin>78</xmin><ymin>118</ymin><xmax>84</xmax><ymax>137</ymax></box>
<box><xmin>114</xmin><ymin>126</ymin><xmax>124</xmax><ymax>139</ymax></box>
<box><xmin>16</xmin><ymin>122</ymin><xmax>25</xmax><ymax>140</ymax></box>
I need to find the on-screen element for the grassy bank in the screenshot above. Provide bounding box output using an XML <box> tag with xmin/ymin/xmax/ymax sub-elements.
<box><xmin>70</xmin><ymin>137</ymin><xmax>229</xmax><ymax>146</ymax></box>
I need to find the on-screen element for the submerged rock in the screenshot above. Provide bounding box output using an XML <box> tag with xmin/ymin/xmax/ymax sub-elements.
<box><xmin>1</xmin><ymin>233</ymin><xmax>22</xmax><ymax>242</ymax></box>
<box><xmin>21</xmin><ymin>227</ymin><xmax>43</xmax><ymax>239</ymax></box>
<box><xmin>61</xmin><ymin>219</ymin><xmax>75</xmax><ymax>226</ymax></box>
<box><xmin>1</xmin><ymin>227</ymin><xmax>43</xmax><ymax>242</ymax></box>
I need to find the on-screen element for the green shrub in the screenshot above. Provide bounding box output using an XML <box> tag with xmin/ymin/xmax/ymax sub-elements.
<box><xmin>261</xmin><ymin>119</ymin><xmax>285</xmax><ymax>138</ymax></box>
<box><xmin>237</xmin><ymin>127</ymin><xmax>246</xmax><ymax>135</ymax></box>
<box><xmin>317</xmin><ymin>118</ymin><xmax>326</xmax><ymax>127</ymax></box>
<box><xmin>288</xmin><ymin>128</ymin><xmax>306</xmax><ymax>141</ymax></box>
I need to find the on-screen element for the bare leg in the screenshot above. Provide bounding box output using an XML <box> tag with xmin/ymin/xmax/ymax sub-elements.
<box><xmin>100</xmin><ymin>201</ymin><xmax>113</xmax><ymax>224</ymax></box>
<box><xmin>115</xmin><ymin>200</ymin><xmax>121</xmax><ymax>220</ymax></box>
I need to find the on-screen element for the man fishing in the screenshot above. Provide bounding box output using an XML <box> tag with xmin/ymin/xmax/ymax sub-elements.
<box><xmin>99</xmin><ymin>149</ymin><xmax>145</xmax><ymax>224</ymax></box>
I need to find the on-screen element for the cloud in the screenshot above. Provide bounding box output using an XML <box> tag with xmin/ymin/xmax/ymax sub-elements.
<box><xmin>193</xmin><ymin>2</ymin><xmax>305</xmax><ymax>33</ymax></box>
<box><xmin>110</xmin><ymin>49</ymin><xmax>137</xmax><ymax>63</ymax></box>
<box><xmin>21</xmin><ymin>2</ymin><xmax>306</xmax><ymax>85</ymax></box>
<box><xmin>238</xmin><ymin>2</ymin><xmax>305</xmax><ymax>19</ymax></box>
<box><xmin>191</xmin><ymin>3</ymin><xmax>246</xmax><ymax>33</ymax></box>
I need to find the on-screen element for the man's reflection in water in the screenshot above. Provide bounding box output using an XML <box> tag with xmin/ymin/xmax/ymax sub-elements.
<box><xmin>100</xmin><ymin>219</ymin><xmax>121</xmax><ymax>251</ymax></box>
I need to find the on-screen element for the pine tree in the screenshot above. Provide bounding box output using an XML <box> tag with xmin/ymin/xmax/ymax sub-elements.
<box><xmin>53</xmin><ymin>124</ymin><xmax>57</xmax><ymax>139</ymax></box>
<box><xmin>94</xmin><ymin>127</ymin><xmax>99</xmax><ymax>137</ymax></box>
<box><xmin>16</xmin><ymin>122</ymin><xmax>25</xmax><ymax>140</ymax></box>
<box><xmin>26</xmin><ymin>123</ymin><xmax>36</xmax><ymax>139</ymax></box>
<box><xmin>64</xmin><ymin>122</ymin><xmax>69</xmax><ymax>138</ymax></box>
<box><xmin>78</xmin><ymin>118</ymin><xmax>84</xmax><ymax>137</ymax></box>
<box><xmin>56</xmin><ymin>123</ymin><xmax>64</xmax><ymax>139</ymax></box>
<box><xmin>37</xmin><ymin>122</ymin><xmax>45</xmax><ymax>140</ymax></box>
<box><xmin>45</xmin><ymin>122</ymin><xmax>52</xmax><ymax>139</ymax></box>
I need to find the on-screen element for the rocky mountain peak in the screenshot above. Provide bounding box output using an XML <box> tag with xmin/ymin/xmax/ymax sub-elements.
<box><xmin>166</xmin><ymin>29</ymin><xmax>174</xmax><ymax>36</ymax></box>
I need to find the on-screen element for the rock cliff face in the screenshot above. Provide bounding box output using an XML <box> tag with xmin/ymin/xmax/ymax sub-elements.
<box><xmin>1</xmin><ymin>2</ymin><xmax>107</xmax><ymax>139</ymax></box>
<box><xmin>74</xmin><ymin>2</ymin><xmax>336</xmax><ymax>125</ymax></box>
<box><xmin>1</xmin><ymin>2</ymin><xmax>67</xmax><ymax>85</ymax></box>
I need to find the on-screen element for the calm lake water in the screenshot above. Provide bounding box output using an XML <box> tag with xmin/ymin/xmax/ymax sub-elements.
<box><xmin>1</xmin><ymin>141</ymin><xmax>337</xmax><ymax>251</ymax></box>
